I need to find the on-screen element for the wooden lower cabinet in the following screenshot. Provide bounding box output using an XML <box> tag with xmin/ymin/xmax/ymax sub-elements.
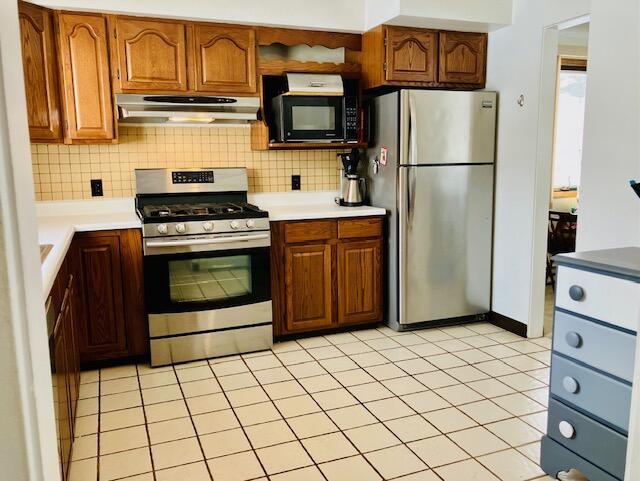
<box><xmin>272</xmin><ymin>216</ymin><xmax>384</xmax><ymax>337</ymax></box>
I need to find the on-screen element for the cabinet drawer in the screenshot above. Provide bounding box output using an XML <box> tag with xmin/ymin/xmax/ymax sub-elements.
<box><xmin>550</xmin><ymin>354</ymin><xmax>631</xmax><ymax>433</ymax></box>
<box><xmin>547</xmin><ymin>398</ymin><xmax>627</xmax><ymax>478</ymax></box>
<box><xmin>284</xmin><ymin>220</ymin><xmax>336</xmax><ymax>244</ymax></box>
<box><xmin>338</xmin><ymin>217</ymin><xmax>383</xmax><ymax>239</ymax></box>
<box><xmin>553</xmin><ymin>310</ymin><xmax>636</xmax><ymax>382</ymax></box>
<box><xmin>556</xmin><ymin>266</ymin><xmax>639</xmax><ymax>332</ymax></box>
<box><xmin>541</xmin><ymin>436</ymin><xmax>621</xmax><ymax>481</ymax></box>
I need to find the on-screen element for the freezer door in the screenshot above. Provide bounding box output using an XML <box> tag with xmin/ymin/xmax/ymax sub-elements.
<box><xmin>398</xmin><ymin>164</ymin><xmax>493</xmax><ymax>324</ymax></box>
<box><xmin>400</xmin><ymin>90</ymin><xmax>496</xmax><ymax>166</ymax></box>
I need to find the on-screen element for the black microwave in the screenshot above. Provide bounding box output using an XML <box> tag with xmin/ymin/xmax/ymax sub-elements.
<box><xmin>272</xmin><ymin>95</ymin><xmax>359</xmax><ymax>143</ymax></box>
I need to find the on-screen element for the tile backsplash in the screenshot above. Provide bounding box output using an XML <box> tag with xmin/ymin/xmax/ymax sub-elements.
<box><xmin>31</xmin><ymin>126</ymin><xmax>344</xmax><ymax>200</ymax></box>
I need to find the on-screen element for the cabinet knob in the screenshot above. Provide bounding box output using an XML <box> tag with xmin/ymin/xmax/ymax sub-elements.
<box><xmin>569</xmin><ymin>285</ymin><xmax>585</xmax><ymax>301</ymax></box>
<box><xmin>563</xmin><ymin>376</ymin><xmax>580</xmax><ymax>394</ymax></box>
<box><xmin>559</xmin><ymin>420</ymin><xmax>575</xmax><ymax>439</ymax></box>
<box><xmin>565</xmin><ymin>331</ymin><xmax>582</xmax><ymax>348</ymax></box>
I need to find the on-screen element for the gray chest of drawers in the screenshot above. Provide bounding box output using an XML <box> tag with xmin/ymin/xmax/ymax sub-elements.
<box><xmin>541</xmin><ymin>247</ymin><xmax>640</xmax><ymax>481</ymax></box>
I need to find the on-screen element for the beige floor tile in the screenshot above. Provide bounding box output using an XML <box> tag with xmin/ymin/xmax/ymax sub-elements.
<box><xmin>475</xmin><ymin>360</ymin><xmax>519</xmax><ymax>377</ymax></box>
<box><xmin>269</xmin><ymin>466</ymin><xmax>325</xmax><ymax>481</ymax></box>
<box><xmin>434</xmin><ymin>383</ymin><xmax>484</xmax><ymax>405</ymax></box>
<box><xmin>326</xmin><ymin>404</ymin><xmax>378</xmax><ymax>430</ymax></box>
<box><xmin>302</xmin><ymin>432</ymin><xmax>358</xmax><ymax>463</ymax></box>
<box><xmin>175</xmin><ymin>360</ymin><xmax>209</xmax><ymax>370</ymax></box>
<box><xmin>263</xmin><ymin>380</ymin><xmax>306</xmax><ymax>400</ymax></box>
<box><xmin>523</xmin><ymin>387</ymin><xmax>549</xmax><ymax>406</ymax></box>
<box><xmin>488</xmin><ymin>417</ymin><xmax>543</xmax><ymax>446</ymax></box>
<box><xmin>185</xmin><ymin>392</ymin><xmax>230</xmax><ymax>415</ymax></box>
<box><xmin>364</xmin><ymin>396</ymin><xmax>415</xmax><ymax>421</ymax></box>
<box><xmin>274</xmin><ymin>394</ymin><xmax>321</xmax><ymax>418</ymax></box>
<box><xmin>175</xmin><ymin>366</ymin><xmax>214</xmax><ymax>383</ymax></box>
<box><xmin>408</xmin><ymin>342</ymin><xmax>447</xmax><ymax>357</ymax></box>
<box><xmin>180</xmin><ymin>378</ymin><xmax>221</xmax><ymax>398</ymax></box>
<box><xmin>151</xmin><ymin>437</ymin><xmax>203</xmax><ymax>470</ymax></box>
<box><xmin>207</xmin><ymin>450</ymin><xmax>265</xmax><ymax>481</ymax></box>
<box><xmin>80</xmin><ymin>370</ymin><xmax>99</xmax><ymax>384</ymax></box>
<box><xmin>243</xmin><ymin>354</ymin><xmax>283</xmax><ymax>371</ymax></box>
<box><xmin>209</xmin><ymin>355</ymin><xmax>242</xmax><ymax>365</ymax></box>
<box><xmin>101</xmin><ymin>390</ymin><xmax>142</xmax><ymax>412</ymax></box>
<box><xmin>147</xmin><ymin>417</ymin><xmax>196</xmax><ymax>445</ymax></box>
<box><xmin>458</xmin><ymin>400</ymin><xmax>513</xmax><ymax>424</ymax></box>
<box><xmin>71</xmin><ymin>434</ymin><xmax>97</xmax><ymax>461</ymax></box>
<box><xmin>78</xmin><ymin>382</ymin><xmax>98</xmax><ymax>399</ymax></box>
<box><xmin>100</xmin><ymin>377</ymin><xmax>139</xmax><ymax>396</ymax></box>
<box><xmin>155</xmin><ymin>461</ymin><xmax>211</xmax><ymax>481</ymax></box>
<box><xmin>74</xmin><ymin>414</ymin><xmax>98</xmax><ymax>436</ymax></box>
<box><xmin>485</xmin><ymin>331</ymin><xmax>523</xmax><ymax>343</ymax></box>
<box><xmin>365</xmin><ymin>444</ymin><xmax>428</xmax><ymax>479</ymax></box>
<box><xmin>517</xmin><ymin>441</ymin><xmax>541</xmax><ymax>463</ymax></box>
<box><xmin>325</xmin><ymin>331</ymin><xmax>360</xmax><ymax>345</ymax></box>
<box><xmin>395</xmin><ymin>333</ymin><xmax>428</xmax><ymax>347</ymax></box>
<box><xmin>100</xmin><ymin>425</ymin><xmax>148</xmax><ymax>455</ymax></box>
<box><xmin>138</xmin><ymin>371</ymin><xmax>177</xmax><ymax>390</ymax></box>
<box><xmin>352</xmin><ymin>329</ymin><xmax>386</xmax><ymax>341</ymax></box>
<box><xmin>298</xmin><ymin>374</ymin><xmax>341</xmax><ymax>393</ymax></box>
<box><xmin>382</xmin><ymin>376</ymin><xmax>428</xmax><ymax>396</ymax></box>
<box><xmin>318</xmin><ymin>356</ymin><xmax>359</xmax><ymax>373</ymax></box>
<box><xmin>508</xmin><ymin>340</ymin><xmax>548</xmax><ymax>354</ymax></box>
<box><xmin>115</xmin><ymin>473</ymin><xmax>153</xmax><ymax>481</ymax></box>
<box><xmin>253</xmin><ymin>366</ymin><xmax>293</xmax><ymax>385</ymax></box>
<box><xmin>136</xmin><ymin>364</ymin><xmax>173</xmax><ymax>376</ymax></box>
<box><xmin>391</xmin><ymin>470</ymin><xmax>440</xmax><ymax>480</ymax></box>
<box><xmin>447</xmin><ymin>365</ymin><xmax>491</xmax><ymax>383</ymax></box>
<box><xmin>400</xmin><ymin>390</ymin><xmax>451</xmax><ymax>413</ymax></box>
<box><xmin>528</xmin><ymin>367</ymin><xmax>551</xmax><ymax>385</ymax></box>
<box><xmin>100</xmin><ymin>407</ymin><xmax>146</xmax><ymax>431</ymax></box>
<box><xmin>255</xmin><ymin>440</ymin><xmax>314</xmax><ymax>475</ymax></box>
<box><xmin>415</xmin><ymin>330</ymin><xmax>454</xmax><ymax>342</ymax></box>
<box><xmin>498</xmin><ymin>372</ymin><xmax>546</xmax><ymax>391</ymax></box>
<box><xmin>440</xmin><ymin>326</ymin><xmax>478</xmax><ymax>338</ymax></box>
<box><xmin>297</xmin><ymin>336</ymin><xmax>331</xmax><ymax>349</ymax></box>
<box><xmin>349</xmin><ymin>351</ymin><xmax>389</xmax><ymax>367</ymax></box>
<box><xmin>142</xmin><ymin>384</ymin><xmax>183</xmax><ymax>405</ymax></box>
<box><xmin>76</xmin><ymin>397</ymin><xmax>99</xmax><ymax>417</ymax></box>
<box><xmin>520</xmin><ymin>410</ymin><xmax>548</xmax><ymax>433</ymax></box>
<box><xmin>307</xmin><ymin>345</ymin><xmax>344</xmax><ymax>360</ymax></box>
<box><xmin>366</xmin><ymin>337</ymin><xmax>401</xmax><ymax>350</ymax></box>
<box><xmin>337</xmin><ymin>341</ymin><xmax>374</xmax><ymax>355</ymax></box>
<box><xmin>332</xmin><ymin>368</ymin><xmax>375</xmax><ymax>386</ymax></box>
<box><xmin>271</xmin><ymin>340</ymin><xmax>303</xmax><ymax>352</ymax></box>
<box><xmin>100</xmin><ymin>365</ymin><xmax>137</xmax><ymax>381</ymax></box>
<box><xmin>467</xmin><ymin>378</ymin><xmax>516</xmax><ymax>398</ymax></box>
<box><xmin>434</xmin><ymin>339</ymin><xmax>474</xmax><ymax>353</ymax></box>
<box><xmin>225</xmin><ymin>386</ymin><xmax>269</xmax><ymax>407</ymax></box>
<box><xmin>455</xmin><ymin>347</ymin><xmax>496</xmax><ymax>362</ymax></box>
<box><xmin>68</xmin><ymin>457</ymin><xmax>98</xmax><ymax>481</ymax></box>
<box><xmin>320</xmin><ymin>455</ymin><xmax>382</xmax><ymax>481</ymax></box>
<box><xmin>447</xmin><ymin>426</ymin><xmax>509</xmax><ymax>456</ymax></box>
<box><xmin>287</xmin><ymin>411</ymin><xmax>339</xmax><ymax>438</ymax></box>
<box><xmin>422</xmin><ymin>407</ymin><xmax>478</xmax><ymax>433</ymax></box>
<box><xmin>502</xmin><ymin>355</ymin><xmax>546</xmax><ymax>372</ymax></box>
<box><xmin>244</xmin><ymin>419</ymin><xmax>296</xmax><ymax>448</ymax></box>
<box><xmin>395</xmin><ymin>358</ymin><xmax>437</xmax><ymax>375</ymax></box>
<box><xmin>466</xmin><ymin>323</ymin><xmax>503</xmax><ymax>335</ymax></box>
<box><xmin>144</xmin><ymin>400</ymin><xmax>190</xmax><ymax>423</ymax></box>
<box><xmin>235</xmin><ymin>401</ymin><xmax>282</xmax><ymax>426</ymax></box>
<box><xmin>435</xmin><ymin>459</ymin><xmax>500</xmax><ymax>481</ymax></box>
<box><xmin>379</xmin><ymin>347</ymin><xmax>419</xmax><ymax>362</ymax></box>
<box><xmin>347</xmin><ymin>382</ymin><xmax>394</xmax><ymax>403</ymax></box>
<box><xmin>200</xmin><ymin>428</ymin><xmax>251</xmax><ymax>459</ymax></box>
<box><xmin>345</xmin><ymin>423</ymin><xmax>402</xmax><ymax>452</ymax></box>
<box><xmin>192</xmin><ymin>409</ymin><xmax>239</xmax><ymax>436</ymax></box>
<box><xmin>99</xmin><ymin>447</ymin><xmax>152</xmax><ymax>481</ymax></box>
<box><xmin>210</xmin><ymin>359</ymin><xmax>249</xmax><ymax>377</ymax></box>
<box><xmin>492</xmin><ymin>393</ymin><xmax>546</xmax><ymax>416</ymax></box>
<box><xmin>425</xmin><ymin>353</ymin><xmax>467</xmax><ymax>369</ymax></box>
<box><xmin>481</xmin><ymin>344</ymin><xmax>521</xmax><ymax>358</ymax></box>
<box><xmin>478</xmin><ymin>448</ymin><xmax>545</xmax><ymax>481</ymax></box>
<box><xmin>413</xmin><ymin>370</ymin><xmax>459</xmax><ymax>389</ymax></box>
<box><xmin>218</xmin><ymin>372</ymin><xmax>258</xmax><ymax>391</ymax></box>
<box><xmin>312</xmin><ymin>388</ymin><xmax>359</xmax><ymax>410</ymax></box>
<box><xmin>408</xmin><ymin>435</ymin><xmax>470</xmax><ymax>468</ymax></box>
<box><xmin>275</xmin><ymin>349</ymin><xmax>313</xmax><ymax>365</ymax></box>
<box><xmin>384</xmin><ymin>414</ymin><xmax>439</xmax><ymax>443</ymax></box>
<box><xmin>287</xmin><ymin>360</ymin><xmax>327</xmax><ymax>378</ymax></box>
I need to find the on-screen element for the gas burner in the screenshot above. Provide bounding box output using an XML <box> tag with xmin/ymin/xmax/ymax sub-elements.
<box><xmin>140</xmin><ymin>201</ymin><xmax>267</xmax><ymax>223</ymax></box>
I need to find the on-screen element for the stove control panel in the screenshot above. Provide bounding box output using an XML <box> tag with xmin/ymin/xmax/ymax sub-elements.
<box><xmin>142</xmin><ymin>218</ymin><xmax>270</xmax><ymax>238</ymax></box>
<box><xmin>172</xmin><ymin>170</ymin><xmax>214</xmax><ymax>184</ymax></box>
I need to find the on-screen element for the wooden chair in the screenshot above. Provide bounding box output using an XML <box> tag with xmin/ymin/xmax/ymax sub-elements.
<box><xmin>546</xmin><ymin>211</ymin><xmax>578</xmax><ymax>288</ymax></box>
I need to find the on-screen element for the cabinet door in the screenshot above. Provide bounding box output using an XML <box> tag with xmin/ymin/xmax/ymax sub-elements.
<box><xmin>53</xmin><ymin>316</ymin><xmax>72</xmax><ymax>480</ymax></box>
<box><xmin>57</xmin><ymin>13</ymin><xmax>114</xmax><ymax>141</ymax></box>
<box><xmin>114</xmin><ymin>17</ymin><xmax>188</xmax><ymax>92</ymax></box>
<box><xmin>18</xmin><ymin>1</ymin><xmax>62</xmax><ymax>142</ymax></box>
<box><xmin>65</xmin><ymin>276</ymin><xmax>80</xmax><ymax>420</ymax></box>
<box><xmin>75</xmin><ymin>234</ymin><xmax>128</xmax><ymax>362</ymax></box>
<box><xmin>438</xmin><ymin>31</ymin><xmax>487</xmax><ymax>84</ymax></box>
<box><xmin>285</xmin><ymin>244</ymin><xmax>333</xmax><ymax>332</ymax></box>
<box><xmin>385</xmin><ymin>26</ymin><xmax>437</xmax><ymax>83</ymax></box>
<box><xmin>192</xmin><ymin>24</ymin><xmax>256</xmax><ymax>93</ymax></box>
<box><xmin>337</xmin><ymin>239</ymin><xmax>382</xmax><ymax>324</ymax></box>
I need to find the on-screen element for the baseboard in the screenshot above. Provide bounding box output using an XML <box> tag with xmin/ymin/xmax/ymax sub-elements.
<box><xmin>490</xmin><ymin>311</ymin><xmax>527</xmax><ymax>338</ymax></box>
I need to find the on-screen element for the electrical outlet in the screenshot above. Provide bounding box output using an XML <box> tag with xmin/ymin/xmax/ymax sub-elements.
<box><xmin>291</xmin><ymin>175</ymin><xmax>301</xmax><ymax>190</ymax></box>
<box><xmin>90</xmin><ymin>179</ymin><xmax>103</xmax><ymax>197</ymax></box>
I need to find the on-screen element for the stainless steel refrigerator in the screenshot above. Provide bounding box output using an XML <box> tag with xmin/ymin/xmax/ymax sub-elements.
<box><xmin>366</xmin><ymin>90</ymin><xmax>497</xmax><ymax>330</ymax></box>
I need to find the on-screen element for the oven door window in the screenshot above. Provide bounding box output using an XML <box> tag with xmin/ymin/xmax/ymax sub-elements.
<box><xmin>145</xmin><ymin>247</ymin><xmax>270</xmax><ymax>314</ymax></box>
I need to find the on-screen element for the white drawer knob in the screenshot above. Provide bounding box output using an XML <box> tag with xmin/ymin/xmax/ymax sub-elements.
<box><xmin>563</xmin><ymin>376</ymin><xmax>580</xmax><ymax>394</ymax></box>
<box><xmin>559</xmin><ymin>420</ymin><xmax>575</xmax><ymax>439</ymax></box>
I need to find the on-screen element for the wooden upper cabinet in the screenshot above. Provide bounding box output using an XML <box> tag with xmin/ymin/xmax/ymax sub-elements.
<box><xmin>113</xmin><ymin>17</ymin><xmax>188</xmax><ymax>92</ymax></box>
<box><xmin>385</xmin><ymin>26</ymin><xmax>437</xmax><ymax>83</ymax></box>
<box><xmin>191</xmin><ymin>24</ymin><xmax>256</xmax><ymax>93</ymax></box>
<box><xmin>56</xmin><ymin>12</ymin><xmax>114</xmax><ymax>142</ymax></box>
<box><xmin>18</xmin><ymin>1</ymin><xmax>62</xmax><ymax>142</ymax></box>
<box><xmin>438</xmin><ymin>31</ymin><xmax>487</xmax><ymax>85</ymax></box>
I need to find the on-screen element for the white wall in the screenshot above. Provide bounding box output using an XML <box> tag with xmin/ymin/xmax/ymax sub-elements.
<box><xmin>576</xmin><ymin>0</ymin><xmax>640</xmax><ymax>251</ymax></box>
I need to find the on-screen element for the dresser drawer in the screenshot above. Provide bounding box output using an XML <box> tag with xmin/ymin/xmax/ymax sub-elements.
<box><xmin>541</xmin><ymin>436</ymin><xmax>621</xmax><ymax>481</ymax></box>
<box><xmin>283</xmin><ymin>220</ymin><xmax>336</xmax><ymax>244</ymax></box>
<box><xmin>547</xmin><ymin>398</ymin><xmax>627</xmax><ymax>478</ymax></box>
<box><xmin>337</xmin><ymin>217</ymin><xmax>383</xmax><ymax>239</ymax></box>
<box><xmin>553</xmin><ymin>310</ymin><xmax>636</xmax><ymax>382</ymax></box>
<box><xmin>550</xmin><ymin>354</ymin><xmax>631</xmax><ymax>433</ymax></box>
<box><xmin>556</xmin><ymin>266</ymin><xmax>639</xmax><ymax>332</ymax></box>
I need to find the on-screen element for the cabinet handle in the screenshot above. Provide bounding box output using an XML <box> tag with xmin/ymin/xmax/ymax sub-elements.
<box><xmin>559</xmin><ymin>420</ymin><xmax>575</xmax><ymax>439</ymax></box>
<box><xmin>565</xmin><ymin>331</ymin><xmax>582</xmax><ymax>348</ymax></box>
<box><xmin>562</xmin><ymin>376</ymin><xmax>580</xmax><ymax>394</ymax></box>
<box><xmin>569</xmin><ymin>285</ymin><xmax>585</xmax><ymax>301</ymax></box>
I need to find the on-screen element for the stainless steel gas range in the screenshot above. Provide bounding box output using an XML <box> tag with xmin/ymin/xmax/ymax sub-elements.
<box><xmin>135</xmin><ymin>168</ymin><xmax>272</xmax><ymax>366</ymax></box>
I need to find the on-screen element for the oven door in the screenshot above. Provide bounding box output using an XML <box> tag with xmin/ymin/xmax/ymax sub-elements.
<box><xmin>281</xmin><ymin>95</ymin><xmax>344</xmax><ymax>141</ymax></box>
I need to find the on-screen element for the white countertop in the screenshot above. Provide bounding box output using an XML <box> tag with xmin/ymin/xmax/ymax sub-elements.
<box><xmin>36</xmin><ymin>192</ymin><xmax>386</xmax><ymax>298</ymax></box>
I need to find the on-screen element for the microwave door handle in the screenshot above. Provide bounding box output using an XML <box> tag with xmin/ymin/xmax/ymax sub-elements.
<box><xmin>146</xmin><ymin>234</ymin><xmax>269</xmax><ymax>248</ymax></box>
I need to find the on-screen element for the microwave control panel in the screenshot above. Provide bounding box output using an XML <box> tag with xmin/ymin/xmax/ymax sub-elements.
<box><xmin>344</xmin><ymin>96</ymin><xmax>359</xmax><ymax>142</ymax></box>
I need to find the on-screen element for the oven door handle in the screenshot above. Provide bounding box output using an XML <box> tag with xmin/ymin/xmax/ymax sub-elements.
<box><xmin>146</xmin><ymin>234</ymin><xmax>269</xmax><ymax>248</ymax></box>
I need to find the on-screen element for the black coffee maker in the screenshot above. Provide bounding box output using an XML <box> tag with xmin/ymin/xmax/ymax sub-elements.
<box><xmin>336</xmin><ymin>148</ymin><xmax>366</xmax><ymax>206</ymax></box>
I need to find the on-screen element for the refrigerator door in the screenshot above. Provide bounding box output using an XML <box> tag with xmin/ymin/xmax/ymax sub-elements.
<box><xmin>398</xmin><ymin>164</ymin><xmax>494</xmax><ymax>324</ymax></box>
<box><xmin>399</xmin><ymin>90</ymin><xmax>496</xmax><ymax>166</ymax></box>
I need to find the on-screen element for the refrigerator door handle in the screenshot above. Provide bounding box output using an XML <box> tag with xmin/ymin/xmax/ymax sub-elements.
<box><xmin>398</xmin><ymin>167</ymin><xmax>410</xmax><ymax>324</ymax></box>
<box><xmin>409</xmin><ymin>93</ymin><xmax>418</xmax><ymax>166</ymax></box>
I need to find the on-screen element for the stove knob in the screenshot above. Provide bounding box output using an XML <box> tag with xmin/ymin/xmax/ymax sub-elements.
<box><xmin>230</xmin><ymin>220</ymin><xmax>240</xmax><ymax>230</ymax></box>
<box><xmin>246</xmin><ymin>219</ymin><xmax>256</xmax><ymax>229</ymax></box>
<box><xmin>175</xmin><ymin>223</ymin><xmax>186</xmax><ymax>234</ymax></box>
<box><xmin>202</xmin><ymin>221</ymin><xmax>214</xmax><ymax>232</ymax></box>
<box><xmin>157</xmin><ymin>223</ymin><xmax>168</xmax><ymax>235</ymax></box>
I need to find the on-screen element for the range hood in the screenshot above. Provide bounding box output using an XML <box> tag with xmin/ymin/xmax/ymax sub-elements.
<box><xmin>116</xmin><ymin>94</ymin><xmax>260</xmax><ymax>125</ymax></box>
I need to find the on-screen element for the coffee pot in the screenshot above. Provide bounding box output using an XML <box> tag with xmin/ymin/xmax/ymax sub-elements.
<box><xmin>336</xmin><ymin>149</ymin><xmax>366</xmax><ymax>207</ymax></box>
